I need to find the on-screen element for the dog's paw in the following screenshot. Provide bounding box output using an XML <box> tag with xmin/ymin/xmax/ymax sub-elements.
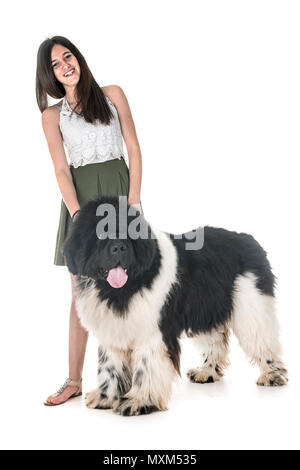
<box><xmin>257</xmin><ymin>370</ymin><xmax>288</xmax><ymax>387</ymax></box>
<box><xmin>85</xmin><ymin>388</ymin><xmax>116</xmax><ymax>409</ymax></box>
<box><xmin>187</xmin><ymin>367</ymin><xmax>221</xmax><ymax>384</ymax></box>
<box><xmin>112</xmin><ymin>397</ymin><xmax>159</xmax><ymax>416</ymax></box>
<box><xmin>85</xmin><ymin>388</ymin><xmax>102</xmax><ymax>409</ymax></box>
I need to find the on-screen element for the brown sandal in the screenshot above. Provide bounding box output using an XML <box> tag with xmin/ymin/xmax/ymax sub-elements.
<box><xmin>44</xmin><ymin>377</ymin><xmax>82</xmax><ymax>406</ymax></box>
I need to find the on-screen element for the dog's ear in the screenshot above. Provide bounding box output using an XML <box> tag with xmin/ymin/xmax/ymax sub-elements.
<box><xmin>62</xmin><ymin>229</ymin><xmax>84</xmax><ymax>275</ymax></box>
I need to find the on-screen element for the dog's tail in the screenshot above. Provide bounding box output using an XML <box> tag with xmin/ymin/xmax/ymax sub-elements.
<box><xmin>239</xmin><ymin>232</ymin><xmax>276</xmax><ymax>297</ymax></box>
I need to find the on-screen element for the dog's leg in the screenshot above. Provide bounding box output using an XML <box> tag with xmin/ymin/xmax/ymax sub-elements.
<box><xmin>113</xmin><ymin>334</ymin><xmax>176</xmax><ymax>416</ymax></box>
<box><xmin>231</xmin><ymin>272</ymin><xmax>288</xmax><ymax>386</ymax></box>
<box><xmin>186</xmin><ymin>325</ymin><xmax>230</xmax><ymax>384</ymax></box>
<box><xmin>85</xmin><ymin>345</ymin><xmax>131</xmax><ymax>409</ymax></box>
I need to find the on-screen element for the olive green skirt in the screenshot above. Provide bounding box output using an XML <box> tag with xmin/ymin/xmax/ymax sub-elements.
<box><xmin>54</xmin><ymin>156</ymin><xmax>130</xmax><ymax>266</ymax></box>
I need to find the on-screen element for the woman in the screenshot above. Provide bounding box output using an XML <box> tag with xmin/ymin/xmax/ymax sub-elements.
<box><xmin>36</xmin><ymin>36</ymin><xmax>143</xmax><ymax>405</ymax></box>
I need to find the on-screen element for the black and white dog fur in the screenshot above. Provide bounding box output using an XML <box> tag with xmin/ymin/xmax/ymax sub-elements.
<box><xmin>63</xmin><ymin>196</ymin><xmax>288</xmax><ymax>416</ymax></box>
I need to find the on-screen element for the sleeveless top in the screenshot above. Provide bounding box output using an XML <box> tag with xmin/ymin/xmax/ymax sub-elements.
<box><xmin>55</xmin><ymin>95</ymin><xmax>126</xmax><ymax>168</ymax></box>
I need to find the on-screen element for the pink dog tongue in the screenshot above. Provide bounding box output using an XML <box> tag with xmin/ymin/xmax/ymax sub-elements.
<box><xmin>107</xmin><ymin>266</ymin><xmax>128</xmax><ymax>288</ymax></box>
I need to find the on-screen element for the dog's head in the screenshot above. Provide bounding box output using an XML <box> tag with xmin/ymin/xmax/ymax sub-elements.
<box><xmin>62</xmin><ymin>196</ymin><xmax>159</xmax><ymax>289</ymax></box>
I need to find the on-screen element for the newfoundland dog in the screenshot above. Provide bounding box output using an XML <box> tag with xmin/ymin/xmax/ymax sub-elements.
<box><xmin>62</xmin><ymin>195</ymin><xmax>288</xmax><ymax>416</ymax></box>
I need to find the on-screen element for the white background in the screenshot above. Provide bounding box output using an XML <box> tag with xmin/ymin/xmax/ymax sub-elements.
<box><xmin>1</xmin><ymin>0</ymin><xmax>299</xmax><ymax>451</ymax></box>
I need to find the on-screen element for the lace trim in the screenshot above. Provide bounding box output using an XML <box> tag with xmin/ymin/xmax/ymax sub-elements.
<box><xmin>61</xmin><ymin>95</ymin><xmax>115</xmax><ymax>116</ymax></box>
<box><xmin>70</xmin><ymin>153</ymin><xmax>123</xmax><ymax>168</ymax></box>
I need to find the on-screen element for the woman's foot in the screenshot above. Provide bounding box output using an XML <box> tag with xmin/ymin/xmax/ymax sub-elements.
<box><xmin>44</xmin><ymin>377</ymin><xmax>82</xmax><ymax>406</ymax></box>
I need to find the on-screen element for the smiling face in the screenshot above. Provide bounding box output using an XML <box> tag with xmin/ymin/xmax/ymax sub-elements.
<box><xmin>51</xmin><ymin>44</ymin><xmax>80</xmax><ymax>88</ymax></box>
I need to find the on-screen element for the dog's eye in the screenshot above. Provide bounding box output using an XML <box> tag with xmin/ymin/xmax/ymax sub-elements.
<box><xmin>98</xmin><ymin>232</ymin><xmax>110</xmax><ymax>240</ymax></box>
<box><xmin>97</xmin><ymin>232</ymin><xmax>119</xmax><ymax>240</ymax></box>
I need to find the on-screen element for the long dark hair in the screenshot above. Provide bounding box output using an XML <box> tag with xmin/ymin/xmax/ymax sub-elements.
<box><xmin>36</xmin><ymin>36</ymin><xmax>114</xmax><ymax>125</ymax></box>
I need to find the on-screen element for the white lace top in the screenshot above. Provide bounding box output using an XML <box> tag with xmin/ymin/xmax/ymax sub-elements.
<box><xmin>56</xmin><ymin>95</ymin><xmax>126</xmax><ymax>168</ymax></box>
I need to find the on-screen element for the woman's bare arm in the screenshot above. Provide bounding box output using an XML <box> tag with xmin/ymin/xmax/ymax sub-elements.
<box><xmin>41</xmin><ymin>107</ymin><xmax>80</xmax><ymax>217</ymax></box>
<box><xmin>105</xmin><ymin>85</ymin><xmax>142</xmax><ymax>207</ymax></box>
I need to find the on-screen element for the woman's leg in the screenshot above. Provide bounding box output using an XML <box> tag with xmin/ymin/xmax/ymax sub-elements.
<box><xmin>68</xmin><ymin>273</ymin><xmax>89</xmax><ymax>380</ymax></box>
<box><xmin>45</xmin><ymin>273</ymin><xmax>89</xmax><ymax>405</ymax></box>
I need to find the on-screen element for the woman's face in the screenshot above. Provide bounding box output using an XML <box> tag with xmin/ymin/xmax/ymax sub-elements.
<box><xmin>51</xmin><ymin>44</ymin><xmax>80</xmax><ymax>88</ymax></box>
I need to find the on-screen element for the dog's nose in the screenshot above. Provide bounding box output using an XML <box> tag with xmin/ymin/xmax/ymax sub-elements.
<box><xmin>109</xmin><ymin>240</ymin><xmax>128</xmax><ymax>255</ymax></box>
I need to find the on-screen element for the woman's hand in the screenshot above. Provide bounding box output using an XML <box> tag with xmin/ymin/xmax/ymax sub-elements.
<box><xmin>71</xmin><ymin>209</ymin><xmax>81</xmax><ymax>222</ymax></box>
<box><xmin>129</xmin><ymin>201</ymin><xmax>143</xmax><ymax>216</ymax></box>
